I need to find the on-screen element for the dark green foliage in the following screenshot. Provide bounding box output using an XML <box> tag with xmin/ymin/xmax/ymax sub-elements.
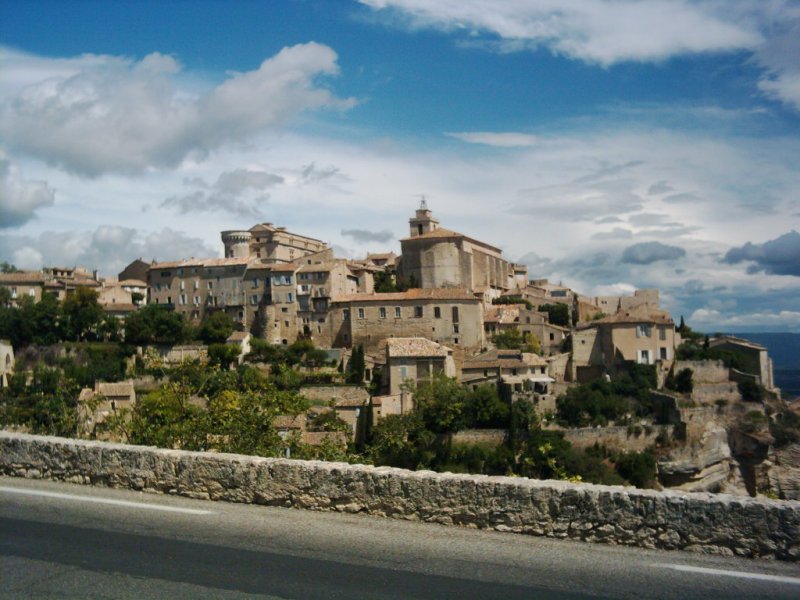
<box><xmin>538</xmin><ymin>303</ymin><xmax>570</xmax><ymax>327</ymax></box>
<box><xmin>770</xmin><ymin>409</ymin><xmax>800</xmax><ymax>448</ymax></box>
<box><xmin>556</xmin><ymin>369</ymin><xmax>655</xmax><ymax>427</ymax></box>
<box><xmin>738</xmin><ymin>379</ymin><xmax>764</xmax><ymax>402</ymax></box>
<box><xmin>413</xmin><ymin>375</ymin><xmax>468</xmax><ymax>433</ymax></box>
<box><xmin>492</xmin><ymin>328</ymin><xmax>541</xmax><ymax>353</ymax></box>
<box><xmin>124</xmin><ymin>304</ymin><xmax>188</xmax><ymax>345</ymax></box>
<box><xmin>0</xmin><ymin>366</ymin><xmax>80</xmax><ymax>436</ymax></box>
<box><xmin>0</xmin><ymin>294</ymin><xmax>62</xmax><ymax>348</ymax></box>
<box><xmin>199</xmin><ymin>311</ymin><xmax>235</xmax><ymax>344</ymax></box>
<box><xmin>373</xmin><ymin>271</ymin><xmax>398</xmax><ymax>293</ymax></box>
<box><xmin>0</xmin><ymin>262</ymin><xmax>19</xmax><ymax>273</ymax></box>
<box><xmin>671</xmin><ymin>368</ymin><xmax>694</xmax><ymax>394</ymax></box>
<box><xmin>207</xmin><ymin>343</ymin><xmax>240</xmax><ymax>369</ymax></box>
<box><xmin>346</xmin><ymin>345</ymin><xmax>365</xmax><ymax>384</ymax></box>
<box><xmin>492</xmin><ymin>296</ymin><xmax>533</xmax><ymax>310</ymax></box>
<box><xmin>462</xmin><ymin>384</ymin><xmax>509</xmax><ymax>428</ymax></box>
<box><xmin>58</xmin><ymin>343</ymin><xmax>131</xmax><ymax>387</ymax></box>
<box><xmin>614</xmin><ymin>450</ymin><xmax>657</xmax><ymax>487</ymax></box>
<box><xmin>61</xmin><ymin>287</ymin><xmax>104</xmax><ymax>341</ymax></box>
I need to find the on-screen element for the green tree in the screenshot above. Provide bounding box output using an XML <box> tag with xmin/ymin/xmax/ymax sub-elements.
<box><xmin>61</xmin><ymin>287</ymin><xmax>104</xmax><ymax>341</ymax></box>
<box><xmin>0</xmin><ymin>262</ymin><xmax>18</xmax><ymax>273</ymax></box>
<box><xmin>346</xmin><ymin>345</ymin><xmax>365</xmax><ymax>384</ymax></box>
<box><xmin>124</xmin><ymin>304</ymin><xmax>187</xmax><ymax>345</ymax></box>
<box><xmin>373</xmin><ymin>271</ymin><xmax>398</xmax><ymax>293</ymax></box>
<box><xmin>412</xmin><ymin>375</ymin><xmax>468</xmax><ymax>434</ymax></box>
<box><xmin>30</xmin><ymin>293</ymin><xmax>61</xmax><ymax>345</ymax></box>
<box><xmin>538</xmin><ymin>303</ymin><xmax>570</xmax><ymax>327</ymax></box>
<box><xmin>462</xmin><ymin>384</ymin><xmax>509</xmax><ymax>428</ymax></box>
<box><xmin>671</xmin><ymin>368</ymin><xmax>694</xmax><ymax>394</ymax></box>
<box><xmin>199</xmin><ymin>311</ymin><xmax>235</xmax><ymax>344</ymax></box>
<box><xmin>208</xmin><ymin>343</ymin><xmax>240</xmax><ymax>369</ymax></box>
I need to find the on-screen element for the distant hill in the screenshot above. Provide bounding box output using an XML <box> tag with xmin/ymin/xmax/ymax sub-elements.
<box><xmin>730</xmin><ymin>333</ymin><xmax>800</xmax><ymax>369</ymax></box>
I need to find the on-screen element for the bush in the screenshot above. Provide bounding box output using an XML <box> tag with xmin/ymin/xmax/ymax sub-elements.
<box><xmin>738</xmin><ymin>379</ymin><xmax>764</xmax><ymax>402</ymax></box>
<box><xmin>672</xmin><ymin>368</ymin><xmax>694</xmax><ymax>394</ymax></box>
<box><xmin>615</xmin><ymin>450</ymin><xmax>656</xmax><ymax>488</ymax></box>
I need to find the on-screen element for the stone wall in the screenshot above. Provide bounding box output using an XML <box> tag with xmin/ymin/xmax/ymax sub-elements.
<box><xmin>451</xmin><ymin>429</ymin><xmax>507</xmax><ymax>447</ymax></box>
<box><xmin>560</xmin><ymin>424</ymin><xmax>671</xmax><ymax>453</ymax></box>
<box><xmin>1</xmin><ymin>431</ymin><xmax>798</xmax><ymax>560</ymax></box>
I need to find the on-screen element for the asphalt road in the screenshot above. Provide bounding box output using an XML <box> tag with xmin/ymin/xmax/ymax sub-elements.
<box><xmin>1</xmin><ymin>476</ymin><xmax>799</xmax><ymax>599</ymax></box>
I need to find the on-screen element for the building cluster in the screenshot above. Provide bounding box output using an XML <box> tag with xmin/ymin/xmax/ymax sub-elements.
<box><xmin>0</xmin><ymin>203</ymin><xmax>780</xmax><ymax>445</ymax></box>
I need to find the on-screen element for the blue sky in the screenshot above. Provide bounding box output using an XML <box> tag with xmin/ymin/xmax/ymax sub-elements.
<box><xmin>1</xmin><ymin>0</ymin><xmax>799</xmax><ymax>332</ymax></box>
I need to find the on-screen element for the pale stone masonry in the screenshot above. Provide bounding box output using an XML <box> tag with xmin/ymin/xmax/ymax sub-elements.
<box><xmin>326</xmin><ymin>288</ymin><xmax>484</xmax><ymax>361</ymax></box>
<box><xmin>1</xmin><ymin>432</ymin><xmax>798</xmax><ymax>560</ymax></box>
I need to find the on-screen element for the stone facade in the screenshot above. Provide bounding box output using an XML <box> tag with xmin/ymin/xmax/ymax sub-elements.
<box><xmin>1</xmin><ymin>432</ymin><xmax>798</xmax><ymax>560</ymax></box>
<box><xmin>327</xmin><ymin>289</ymin><xmax>484</xmax><ymax>360</ymax></box>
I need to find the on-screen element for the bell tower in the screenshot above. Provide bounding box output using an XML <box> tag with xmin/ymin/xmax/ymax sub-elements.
<box><xmin>408</xmin><ymin>197</ymin><xmax>439</xmax><ymax>237</ymax></box>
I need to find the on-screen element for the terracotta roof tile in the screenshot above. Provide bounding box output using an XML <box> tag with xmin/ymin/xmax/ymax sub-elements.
<box><xmin>386</xmin><ymin>338</ymin><xmax>452</xmax><ymax>358</ymax></box>
<box><xmin>332</xmin><ymin>288</ymin><xmax>479</xmax><ymax>303</ymax></box>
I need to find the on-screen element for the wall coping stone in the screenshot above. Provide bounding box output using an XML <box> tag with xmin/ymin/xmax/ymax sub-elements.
<box><xmin>1</xmin><ymin>431</ymin><xmax>798</xmax><ymax>560</ymax></box>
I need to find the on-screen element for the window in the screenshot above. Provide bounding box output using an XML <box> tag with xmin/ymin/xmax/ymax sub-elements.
<box><xmin>454</xmin><ymin>337</ymin><xmax>459</xmax><ymax>345</ymax></box>
<box><xmin>194</xmin><ymin>280</ymin><xmax>199</xmax><ymax>290</ymax></box>
<box><xmin>253</xmin><ymin>278</ymin><xmax>259</xmax><ymax>288</ymax></box>
<box><xmin>208</xmin><ymin>281</ymin><xmax>213</xmax><ymax>290</ymax></box>
<box><xmin>395</xmin><ymin>307</ymin><xmax>401</xmax><ymax>318</ymax></box>
<box><xmin>434</xmin><ymin>307</ymin><xmax>441</xmax><ymax>318</ymax></box>
<box><xmin>281</xmin><ymin>307</ymin><xmax>288</xmax><ymax>313</ymax></box>
<box><xmin>358</xmin><ymin>308</ymin><xmax>365</xmax><ymax>319</ymax></box>
<box><xmin>10</xmin><ymin>287</ymin><xmax>16</xmax><ymax>298</ymax></box>
<box><xmin>638</xmin><ymin>349</ymin><xmax>650</xmax><ymax>364</ymax></box>
<box><xmin>660</xmin><ymin>347</ymin><xmax>668</xmax><ymax>360</ymax></box>
<box><xmin>251</xmin><ymin>295</ymin><xmax>258</xmax><ymax>305</ymax></box>
<box><xmin>659</xmin><ymin>327</ymin><xmax>667</xmax><ymax>341</ymax></box>
<box><xmin>379</xmin><ymin>307</ymin><xmax>386</xmax><ymax>319</ymax></box>
<box><xmin>549</xmin><ymin>333</ymin><xmax>555</xmax><ymax>341</ymax></box>
<box><xmin>194</xmin><ymin>296</ymin><xmax>200</xmax><ymax>306</ymax></box>
<box><xmin>453</xmin><ymin>324</ymin><xmax>459</xmax><ymax>334</ymax></box>
<box><xmin>167</xmin><ymin>296</ymin><xmax>172</xmax><ymax>305</ymax></box>
<box><xmin>414</xmin><ymin>306</ymin><xmax>423</xmax><ymax>318</ymax></box>
<box><xmin>28</xmin><ymin>288</ymin><xmax>35</xmax><ymax>297</ymax></box>
<box><xmin>636</xmin><ymin>324</ymin><xmax>651</xmax><ymax>338</ymax></box>
<box><xmin>180</xmin><ymin>280</ymin><xmax>185</xmax><ymax>291</ymax></box>
<box><xmin>287</xmin><ymin>292</ymin><xmax>293</xmax><ymax>302</ymax></box>
<box><xmin>343</xmin><ymin>309</ymin><xmax>350</xmax><ymax>320</ymax></box>
<box><xmin>160</xmin><ymin>271</ymin><xmax>171</xmax><ymax>277</ymax></box>
<box><xmin>452</xmin><ymin>306</ymin><xmax>459</xmax><ymax>323</ymax></box>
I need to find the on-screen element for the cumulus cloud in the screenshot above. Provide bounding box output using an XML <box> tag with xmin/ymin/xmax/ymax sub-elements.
<box><xmin>621</xmin><ymin>241</ymin><xmax>686</xmax><ymax>264</ymax></box>
<box><xmin>359</xmin><ymin>0</ymin><xmax>761</xmax><ymax>66</ymax></box>
<box><xmin>591</xmin><ymin>227</ymin><xmax>633</xmax><ymax>240</ymax></box>
<box><xmin>0</xmin><ymin>226</ymin><xmax>215</xmax><ymax>275</ymax></box>
<box><xmin>446</xmin><ymin>131</ymin><xmax>539</xmax><ymax>147</ymax></box>
<box><xmin>0</xmin><ymin>44</ymin><xmax>354</xmax><ymax>176</ymax></box>
<box><xmin>690</xmin><ymin>308</ymin><xmax>800</xmax><ymax>331</ymax></box>
<box><xmin>0</xmin><ymin>157</ymin><xmax>55</xmax><ymax>227</ymax></box>
<box><xmin>161</xmin><ymin>168</ymin><xmax>282</xmax><ymax>218</ymax></box>
<box><xmin>341</xmin><ymin>228</ymin><xmax>394</xmax><ymax>244</ymax></box>
<box><xmin>722</xmin><ymin>230</ymin><xmax>800</xmax><ymax>276</ymax></box>
<box><xmin>753</xmin><ymin>15</ymin><xmax>800</xmax><ymax>111</ymax></box>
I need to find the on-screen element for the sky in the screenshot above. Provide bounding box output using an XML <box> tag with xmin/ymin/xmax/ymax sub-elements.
<box><xmin>0</xmin><ymin>0</ymin><xmax>799</xmax><ymax>332</ymax></box>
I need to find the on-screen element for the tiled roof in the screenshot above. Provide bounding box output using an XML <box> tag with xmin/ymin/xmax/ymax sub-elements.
<box><xmin>332</xmin><ymin>288</ymin><xmax>479</xmax><ymax>303</ymax></box>
<box><xmin>118</xmin><ymin>279</ymin><xmax>147</xmax><ymax>287</ymax></box>
<box><xmin>709</xmin><ymin>336</ymin><xmax>766</xmax><ymax>351</ymax></box>
<box><xmin>150</xmin><ymin>257</ymin><xmax>253</xmax><ymax>270</ymax></box>
<box><xmin>588</xmin><ymin>305</ymin><xmax>673</xmax><ymax>326</ymax></box>
<box><xmin>227</xmin><ymin>331</ymin><xmax>250</xmax><ymax>342</ymax></box>
<box><xmin>400</xmin><ymin>227</ymin><xmax>502</xmax><ymax>253</ymax></box>
<box><xmin>464</xmin><ymin>348</ymin><xmax>547</xmax><ymax>369</ymax></box>
<box><xmin>0</xmin><ymin>272</ymin><xmax>45</xmax><ymax>284</ymax></box>
<box><xmin>484</xmin><ymin>305</ymin><xmax>520</xmax><ymax>324</ymax></box>
<box><xmin>386</xmin><ymin>337</ymin><xmax>451</xmax><ymax>358</ymax></box>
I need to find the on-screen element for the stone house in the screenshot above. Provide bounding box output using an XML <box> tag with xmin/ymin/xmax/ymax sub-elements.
<box><xmin>77</xmin><ymin>381</ymin><xmax>136</xmax><ymax>441</ymax></box>
<box><xmin>300</xmin><ymin>385</ymin><xmax>370</xmax><ymax>442</ymax></box>
<box><xmin>572</xmin><ymin>305</ymin><xmax>676</xmax><ymax>382</ymax></box>
<box><xmin>461</xmin><ymin>348</ymin><xmax>552</xmax><ymax>394</ymax></box>
<box><xmin>0</xmin><ymin>340</ymin><xmax>14</xmax><ymax>388</ymax></box>
<box><xmin>708</xmin><ymin>335</ymin><xmax>777</xmax><ymax>392</ymax></box>
<box><xmin>326</xmin><ymin>288</ymin><xmax>484</xmax><ymax>360</ymax></box>
<box><xmin>118</xmin><ymin>258</ymin><xmax>150</xmax><ymax>283</ymax></box>
<box><xmin>383</xmin><ymin>338</ymin><xmax>456</xmax><ymax>396</ymax></box>
<box><xmin>0</xmin><ymin>272</ymin><xmax>45</xmax><ymax>305</ymax></box>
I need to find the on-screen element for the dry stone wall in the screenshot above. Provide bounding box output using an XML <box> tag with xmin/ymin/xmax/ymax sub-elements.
<box><xmin>1</xmin><ymin>431</ymin><xmax>799</xmax><ymax>560</ymax></box>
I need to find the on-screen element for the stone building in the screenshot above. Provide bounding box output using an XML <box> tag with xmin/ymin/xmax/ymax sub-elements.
<box><xmin>572</xmin><ymin>305</ymin><xmax>676</xmax><ymax>382</ymax></box>
<box><xmin>383</xmin><ymin>338</ymin><xmax>456</xmax><ymax>396</ymax></box>
<box><xmin>398</xmin><ymin>204</ymin><xmax>523</xmax><ymax>295</ymax></box>
<box><xmin>709</xmin><ymin>335</ymin><xmax>777</xmax><ymax>392</ymax></box>
<box><xmin>222</xmin><ymin>223</ymin><xmax>328</xmax><ymax>263</ymax></box>
<box><xmin>0</xmin><ymin>272</ymin><xmax>45</xmax><ymax>305</ymax></box>
<box><xmin>326</xmin><ymin>288</ymin><xmax>484</xmax><ymax>360</ymax></box>
<box><xmin>77</xmin><ymin>381</ymin><xmax>136</xmax><ymax>441</ymax></box>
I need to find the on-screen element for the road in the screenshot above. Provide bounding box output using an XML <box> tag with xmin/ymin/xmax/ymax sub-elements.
<box><xmin>1</xmin><ymin>476</ymin><xmax>798</xmax><ymax>599</ymax></box>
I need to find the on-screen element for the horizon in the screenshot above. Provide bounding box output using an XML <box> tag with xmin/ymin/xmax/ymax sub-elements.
<box><xmin>1</xmin><ymin>0</ymin><xmax>798</xmax><ymax>332</ymax></box>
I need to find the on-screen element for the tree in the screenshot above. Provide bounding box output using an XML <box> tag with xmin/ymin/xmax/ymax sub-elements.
<box><xmin>538</xmin><ymin>303</ymin><xmax>569</xmax><ymax>327</ymax></box>
<box><xmin>346</xmin><ymin>345</ymin><xmax>365</xmax><ymax>384</ymax></box>
<box><xmin>208</xmin><ymin>343</ymin><xmax>240</xmax><ymax>369</ymax></box>
<box><xmin>672</xmin><ymin>368</ymin><xmax>693</xmax><ymax>394</ymax></box>
<box><xmin>0</xmin><ymin>262</ymin><xmax>18</xmax><ymax>273</ymax></box>
<box><xmin>412</xmin><ymin>375</ymin><xmax>468</xmax><ymax>434</ymax></box>
<box><xmin>61</xmin><ymin>287</ymin><xmax>104</xmax><ymax>341</ymax></box>
<box><xmin>373</xmin><ymin>271</ymin><xmax>398</xmax><ymax>293</ymax></box>
<box><xmin>30</xmin><ymin>293</ymin><xmax>61</xmax><ymax>345</ymax></box>
<box><xmin>124</xmin><ymin>304</ymin><xmax>187</xmax><ymax>345</ymax></box>
<box><xmin>462</xmin><ymin>384</ymin><xmax>509</xmax><ymax>428</ymax></box>
<box><xmin>199</xmin><ymin>311</ymin><xmax>234</xmax><ymax>345</ymax></box>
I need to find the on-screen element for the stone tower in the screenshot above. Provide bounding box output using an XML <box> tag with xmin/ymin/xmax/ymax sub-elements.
<box><xmin>408</xmin><ymin>198</ymin><xmax>440</xmax><ymax>237</ymax></box>
<box><xmin>221</xmin><ymin>230</ymin><xmax>253</xmax><ymax>258</ymax></box>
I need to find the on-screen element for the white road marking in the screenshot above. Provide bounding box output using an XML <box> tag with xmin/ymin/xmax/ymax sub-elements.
<box><xmin>0</xmin><ymin>486</ymin><xmax>213</xmax><ymax>515</ymax></box>
<box><xmin>659</xmin><ymin>564</ymin><xmax>800</xmax><ymax>585</ymax></box>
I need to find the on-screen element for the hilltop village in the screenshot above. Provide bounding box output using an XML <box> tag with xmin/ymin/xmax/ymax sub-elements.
<box><xmin>1</xmin><ymin>204</ymin><xmax>798</xmax><ymax>499</ymax></box>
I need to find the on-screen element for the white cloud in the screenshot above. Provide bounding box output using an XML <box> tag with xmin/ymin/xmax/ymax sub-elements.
<box><xmin>359</xmin><ymin>0</ymin><xmax>762</xmax><ymax>65</ymax></box>
<box><xmin>0</xmin><ymin>44</ymin><xmax>354</xmax><ymax>176</ymax></box>
<box><xmin>0</xmin><ymin>226</ymin><xmax>216</xmax><ymax>276</ymax></box>
<box><xmin>0</xmin><ymin>155</ymin><xmax>55</xmax><ymax>227</ymax></box>
<box><xmin>161</xmin><ymin>168</ymin><xmax>282</xmax><ymax>218</ymax></box>
<box><xmin>690</xmin><ymin>308</ymin><xmax>800</xmax><ymax>331</ymax></box>
<box><xmin>447</xmin><ymin>131</ymin><xmax>539</xmax><ymax>147</ymax></box>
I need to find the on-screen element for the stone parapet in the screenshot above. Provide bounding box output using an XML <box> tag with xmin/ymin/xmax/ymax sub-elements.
<box><xmin>1</xmin><ymin>431</ymin><xmax>798</xmax><ymax>560</ymax></box>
